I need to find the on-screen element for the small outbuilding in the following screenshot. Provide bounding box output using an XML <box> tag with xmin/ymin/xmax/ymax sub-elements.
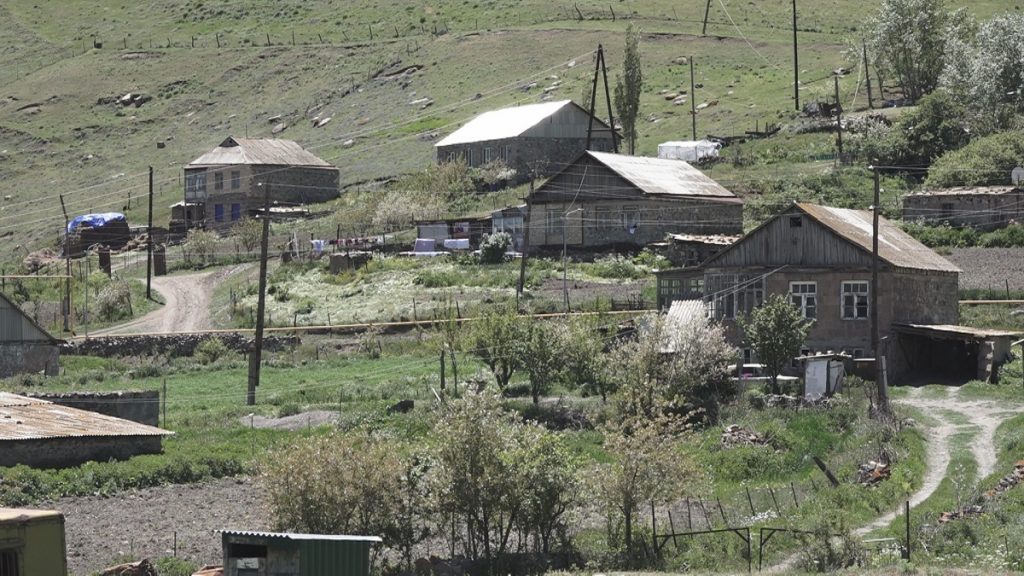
<box><xmin>0</xmin><ymin>507</ymin><xmax>67</xmax><ymax>576</ymax></box>
<box><xmin>219</xmin><ymin>530</ymin><xmax>381</xmax><ymax>576</ymax></box>
<box><xmin>0</xmin><ymin>291</ymin><xmax>60</xmax><ymax>379</ymax></box>
<box><xmin>0</xmin><ymin>392</ymin><xmax>173</xmax><ymax>468</ymax></box>
<box><xmin>902</xmin><ymin>186</ymin><xmax>1024</xmax><ymax>231</ymax></box>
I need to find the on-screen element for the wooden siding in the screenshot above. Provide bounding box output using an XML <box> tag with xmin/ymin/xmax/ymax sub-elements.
<box><xmin>0</xmin><ymin>297</ymin><xmax>51</xmax><ymax>344</ymax></box>
<box><xmin>533</xmin><ymin>156</ymin><xmax>643</xmax><ymax>204</ymax></box>
<box><xmin>522</xmin><ymin>102</ymin><xmax>614</xmax><ymax>140</ymax></box>
<box><xmin>708</xmin><ymin>209</ymin><xmax>877</xmax><ymax>270</ymax></box>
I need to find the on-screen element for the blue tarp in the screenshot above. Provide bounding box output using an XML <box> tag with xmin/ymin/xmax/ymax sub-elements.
<box><xmin>67</xmin><ymin>212</ymin><xmax>126</xmax><ymax>233</ymax></box>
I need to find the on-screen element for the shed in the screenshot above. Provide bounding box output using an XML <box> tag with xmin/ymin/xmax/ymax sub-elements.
<box><xmin>0</xmin><ymin>507</ymin><xmax>67</xmax><ymax>576</ymax></box>
<box><xmin>657</xmin><ymin>140</ymin><xmax>721</xmax><ymax>162</ymax></box>
<box><xmin>891</xmin><ymin>324</ymin><xmax>1021</xmax><ymax>384</ymax></box>
<box><xmin>219</xmin><ymin>530</ymin><xmax>381</xmax><ymax>576</ymax></box>
<box><xmin>0</xmin><ymin>392</ymin><xmax>173</xmax><ymax>468</ymax></box>
<box><xmin>0</xmin><ymin>291</ymin><xmax>60</xmax><ymax>379</ymax></box>
<box><xmin>902</xmin><ymin>186</ymin><xmax>1024</xmax><ymax>231</ymax></box>
<box><xmin>797</xmin><ymin>353</ymin><xmax>849</xmax><ymax>399</ymax></box>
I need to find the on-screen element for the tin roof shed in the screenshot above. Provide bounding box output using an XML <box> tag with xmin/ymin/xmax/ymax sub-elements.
<box><xmin>219</xmin><ymin>530</ymin><xmax>381</xmax><ymax>576</ymax></box>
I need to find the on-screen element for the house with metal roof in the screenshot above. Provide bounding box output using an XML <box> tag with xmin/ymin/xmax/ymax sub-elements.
<box><xmin>435</xmin><ymin>100</ymin><xmax>616</xmax><ymax>181</ymax></box>
<box><xmin>902</xmin><ymin>186</ymin><xmax>1024</xmax><ymax>231</ymax></box>
<box><xmin>658</xmin><ymin>202</ymin><xmax>961</xmax><ymax>362</ymax></box>
<box><xmin>218</xmin><ymin>530</ymin><xmax>381</xmax><ymax>576</ymax></box>
<box><xmin>183</xmin><ymin>136</ymin><xmax>339</xmax><ymax>231</ymax></box>
<box><xmin>0</xmin><ymin>291</ymin><xmax>59</xmax><ymax>379</ymax></box>
<box><xmin>527</xmin><ymin>151</ymin><xmax>743</xmax><ymax>249</ymax></box>
<box><xmin>0</xmin><ymin>392</ymin><xmax>173</xmax><ymax>468</ymax></box>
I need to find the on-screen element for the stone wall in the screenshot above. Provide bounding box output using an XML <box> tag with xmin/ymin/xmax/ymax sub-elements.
<box><xmin>27</xmin><ymin>391</ymin><xmax>160</xmax><ymax>426</ymax></box>
<box><xmin>0</xmin><ymin>435</ymin><xmax>164</xmax><ymax>468</ymax></box>
<box><xmin>0</xmin><ymin>342</ymin><xmax>59</xmax><ymax>378</ymax></box>
<box><xmin>62</xmin><ymin>333</ymin><xmax>299</xmax><ymax>358</ymax></box>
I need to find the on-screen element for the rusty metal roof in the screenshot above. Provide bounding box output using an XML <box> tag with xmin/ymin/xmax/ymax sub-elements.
<box><xmin>0</xmin><ymin>393</ymin><xmax>173</xmax><ymax>441</ymax></box>
<box><xmin>587</xmin><ymin>151</ymin><xmax>739</xmax><ymax>201</ymax></box>
<box><xmin>219</xmin><ymin>530</ymin><xmax>382</xmax><ymax>543</ymax></box>
<box><xmin>188</xmin><ymin>136</ymin><xmax>334</xmax><ymax>168</ymax></box>
<box><xmin>797</xmin><ymin>203</ymin><xmax>960</xmax><ymax>273</ymax></box>
<box><xmin>907</xmin><ymin>186</ymin><xmax>1022</xmax><ymax>197</ymax></box>
<box><xmin>0</xmin><ymin>508</ymin><xmax>63</xmax><ymax>523</ymax></box>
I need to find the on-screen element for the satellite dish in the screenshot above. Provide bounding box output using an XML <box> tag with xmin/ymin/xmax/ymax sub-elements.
<box><xmin>1013</xmin><ymin>166</ymin><xmax>1024</xmax><ymax>186</ymax></box>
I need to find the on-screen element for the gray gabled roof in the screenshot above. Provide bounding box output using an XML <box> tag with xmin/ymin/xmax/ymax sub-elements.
<box><xmin>585</xmin><ymin>151</ymin><xmax>739</xmax><ymax>200</ymax></box>
<box><xmin>436</xmin><ymin>100</ymin><xmax>610</xmax><ymax>147</ymax></box>
<box><xmin>188</xmin><ymin>137</ymin><xmax>334</xmax><ymax>168</ymax></box>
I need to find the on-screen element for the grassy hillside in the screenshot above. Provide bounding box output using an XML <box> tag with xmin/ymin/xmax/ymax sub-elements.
<box><xmin>0</xmin><ymin>0</ymin><xmax>1015</xmax><ymax>264</ymax></box>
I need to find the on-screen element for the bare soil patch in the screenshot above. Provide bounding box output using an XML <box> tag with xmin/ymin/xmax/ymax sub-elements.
<box><xmin>57</xmin><ymin>476</ymin><xmax>269</xmax><ymax>576</ymax></box>
<box><xmin>946</xmin><ymin>248</ymin><xmax>1024</xmax><ymax>291</ymax></box>
<box><xmin>241</xmin><ymin>409</ymin><xmax>337</xmax><ymax>431</ymax></box>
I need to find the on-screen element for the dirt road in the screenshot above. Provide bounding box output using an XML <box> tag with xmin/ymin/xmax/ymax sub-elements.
<box><xmin>92</xmin><ymin>265</ymin><xmax>249</xmax><ymax>335</ymax></box>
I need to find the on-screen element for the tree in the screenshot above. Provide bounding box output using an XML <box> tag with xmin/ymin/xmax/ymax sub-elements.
<box><xmin>432</xmin><ymin>392</ymin><xmax>580</xmax><ymax>569</ymax></box>
<box><xmin>739</xmin><ymin>294</ymin><xmax>810</xmax><ymax>395</ymax></box>
<box><xmin>865</xmin><ymin>0</ymin><xmax>953</xmax><ymax>101</ymax></box>
<box><xmin>522</xmin><ymin>319</ymin><xmax>567</xmax><ymax>404</ymax></box>
<box><xmin>466</xmin><ymin>303</ymin><xmax>527</xmax><ymax>391</ymax></box>
<box><xmin>614</xmin><ymin>23</ymin><xmax>643</xmax><ymax>154</ymax></box>
<box><xmin>262</xmin><ymin>432</ymin><xmax>429</xmax><ymax>571</ymax></box>
<box><xmin>562</xmin><ymin>315</ymin><xmax>614</xmax><ymax>401</ymax></box>
<box><xmin>231</xmin><ymin>218</ymin><xmax>263</xmax><ymax>256</ymax></box>
<box><xmin>184</xmin><ymin>228</ymin><xmax>218</xmax><ymax>267</ymax></box>
<box><xmin>926</xmin><ymin>131</ymin><xmax>1024</xmax><ymax>188</ymax></box>
<box><xmin>479</xmin><ymin>231</ymin><xmax>512</xmax><ymax>264</ymax></box>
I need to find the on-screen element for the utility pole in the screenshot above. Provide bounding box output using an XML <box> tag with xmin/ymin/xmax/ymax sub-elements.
<box><xmin>690</xmin><ymin>56</ymin><xmax>698</xmax><ymax>140</ymax></box>
<box><xmin>834</xmin><ymin>76</ymin><xmax>844</xmax><ymax>163</ymax></box>
<box><xmin>562</xmin><ymin>207</ymin><xmax>582</xmax><ymax>312</ymax></box>
<box><xmin>58</xmin><ymin>194</ymin><xmax>71</xmax><ymax>333</ymax></box>
<box><xmin>871</xmin><ymin>165</ymin><xmax>890</xmax><ymax>416</ymax></box>
<box><xmin>702</xmin><ymin>0</ymin><xmax>713</xmax><ymax>35</ymax></box>
<box><xmin>585</xmin><ymin>44</ymin><xmax>619</xmax><ymax>153</ymax></box>
<box><xmin>792</xmin><ymin>0</ymin><xmax>800</xmax><ymax>111</ymax></box>
<box><xmin>247</xmin><ymin>181</ymin><xmax>271</xmax><ymax>406</ymax></box>
<box><xmin>862</xmin><ymin>39</ymin><xmax>874</xmax><ymax>109</ymax></box>
<box><xmin>146</xmin><ymin>166</ymin><xmax>154</xmax><ymax>300</ymax></box>
<box><xmin>517</xmin><ymin>175</ymin><xmax>534</xmax><ymax>307</ymax></box>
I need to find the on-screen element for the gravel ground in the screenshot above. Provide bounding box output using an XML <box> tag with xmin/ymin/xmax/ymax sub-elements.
<box><xmin>57</xmin><ymin>476</ymin><xmax>269</xmax><ymax>576</ymax></box>
<box><xmin>946</xmin><ymin>247</ymin><xmax>1024</xmax><ymax>291</ymax></box>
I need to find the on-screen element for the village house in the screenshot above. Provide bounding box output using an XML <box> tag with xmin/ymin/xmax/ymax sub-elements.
<box><xmin>435</xmin><ymin>100</ymin><xmax>616</xmax><ymax>181</ymax></box>
<box><xmin>0</xmin><ymin>292</ymin><xmax>59</xmax><ymax>379</ymax></box>
<box><xmin>527</xmin><ymin>151</ymin><xmax>743</xmax><ymax>250</ymax></box>
<box><xmin>184</xmin><ymin>137</ymin><xmax>339</xmax><ymax>231</ymax></box>
<box><xmin>902</xmin><ymin>186</ymin><xmax>1024</xmax><ymax>231</ymax></box>
<box><xmin>649</xmin><ymin>232</ymin><xmax>740</xmax><ymax>269</ymax></box>
<box><xmin>657</xmin><ymin>202</ymin><xmax>963</xmax><ymax>363</ymax></box>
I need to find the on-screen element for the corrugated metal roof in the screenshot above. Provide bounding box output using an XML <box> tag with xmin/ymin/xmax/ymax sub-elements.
<box><xmin>587</xmin><ymin>151</ymin><xmax>739</xmax><ymax>200</ymax></box>
<box><xmin>907</xmin><ymin>186</ymin><xmax>1021</xmax><ymax>197</ymax></box>
<box><xmin>666</xmin><ymin>232</ymin><xmax>740</xmax><ymax>245</ymax></box>
<box><xmin>797</xmin><ymin>203</ymin><xmax>960</xmax><ymax>273</ymax></box>
<box><xmin>437</xmin><ymin>100</ymin><xmax>583</xmax><ymax>146</ymax></box>
<box><xmin>0</xmin><ymin>393</ymin><xmax>173</xmax><ymax>441</ymax></box>
<box><xmin>188</xmin><ymin>137</ymin><xmax>334</xmax><ymax>168</ymax></box>
<box><xmin>0</xmin><ymin>508</ymin><xmax>63</xmax><ymax>523</ymax></box>
<box><xmin>893</xmin><ymin>324</ymin><xmax>1022</xmax><ymax>339</ymax></box>
<box><xmin>663</xmin><ymin>300</ymin><xmax>707</xmax><ymax>353</ymax></box>
<box><xmin>220</xmin><ymin>530</ymin><xmax>382</xmax><ymax>543</ymax></box>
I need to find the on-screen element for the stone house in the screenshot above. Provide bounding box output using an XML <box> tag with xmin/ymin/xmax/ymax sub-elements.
<box><xmin>527</xmin><ymin>151</ymin><xmax>743</xmax><ymax>250</ymax></box>
<box><xmin>0</xmin><ymin>292</ymin><xmax>59</xmax><ymax>378</ymax></box>
<box><xmin>657</xmin><ymin>202</ymin><xmax>962</xmax><ymax>363</ymax></box>
<box><xmin>0</xmin><ymin>392</ymin><xmax>173</xmax><ymax>468</ymax></box>
<box><xmin>435</xmin><ymin>100</ymin><xmax>616</xmax><ymax>181</ymax></box>
<box><xmin>184</xmin><ymin>137</ymin><xmax>339</xmax><ymax>231</ymax></box>
<box><xmin>902</xmin><ymin>186</ymin><xmax>1024</xmax><ymax>231</ymax></box>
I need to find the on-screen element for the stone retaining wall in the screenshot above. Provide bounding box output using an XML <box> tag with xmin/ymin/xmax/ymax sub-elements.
<box><xmin>61</xmin><ymin>333</ymin><xmax>299</xmax><ymax>358</ymax></box>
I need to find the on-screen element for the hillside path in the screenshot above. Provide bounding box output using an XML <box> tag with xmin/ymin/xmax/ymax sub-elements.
<box><xmin>90</xmin><ymin>264</ymin><xmax>249</xmax><ymax>336</ymax></box>
<box><xmin>768</xmin><ymin>385</ymin><xmax>1024</xmax><ymax>572</ymax></box>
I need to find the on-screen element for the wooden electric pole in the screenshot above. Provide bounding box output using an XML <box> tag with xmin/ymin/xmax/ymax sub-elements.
<box><xmin>146</xmin><ymin>166</ymin><xmax>154</xmax><ymax>300</ymax></box>
<box><xmin>871</xmin><ymin>165</ymin><xmax>890</xmax><ymax>416</ymax></box>
<box><xmin>247</xmin><ymin>181</ymin><xmax>271</xmax><ymax>406</ymax></box>
<box><xmin>585</xmin><ymin>44</ymin><xmax>618</xmax><ymax>153</ymax></box>
<box><xmin>792</xmin><ymin>0</ymin><xmax>800</xmax><ymax>111</ymax></box>
<box><xmin>863</xmin><ymin>39</ymin><xmax>874</xmax><ymax>109</ymax></box>
<box><xmin>702</xmin><ymin>0</ymin><xmax>713</xmax><ymax>35</ymax></box>
<box><xmin>517</xmin><ymin>175</ymin><xmax>533</xmax><ymax>307</ymax></box>
<box><xmin>834</xmin><ymin>76</ymin><xmax>843</xmax><ymax>162</ymax></box>
<box><xmin>59</xmin><ymin>194</ymin><xmax>71</xmax><ymax>333</ymax></box>
<box><xmin>690</xmin><ymin>57</ymin><xmax>698</xmax><ymax>140</ymax></box>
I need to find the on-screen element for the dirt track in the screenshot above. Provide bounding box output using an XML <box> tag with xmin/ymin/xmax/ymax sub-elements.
<box><xmin>93</xmin><ymin>265</ymin><xmax>249</xmax><ymax>335</ymax></box>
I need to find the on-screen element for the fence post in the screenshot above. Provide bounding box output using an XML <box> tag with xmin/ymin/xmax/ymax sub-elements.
<box><xmin>745</xmin><ymin>486</ymin><xmax>756</xmax><ymax>516</ymax></box>
<box><xmin>904</xmin><ymin>500</ymin><xmax>911</xmax><ymax>560</ymax></box>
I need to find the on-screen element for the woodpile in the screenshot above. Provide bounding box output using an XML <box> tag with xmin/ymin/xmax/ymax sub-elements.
<box><xmin>721</xmin><ymin>424</ymin><xmax>768</xmax><ymax>447</ymax></box>
<box><xmin>101</xmin><ymin>559</ymin><xmax>157</xmax><ymax>576</ymax></box>
<box><xmin>857</xmin><ymin>456</ymin><xmax>891</xmax><ymax>487</ymax></box>
<box><xmin>939</xmin><ymin>505</ymin><xmax>984</xmax><ymax>523</ymax></box>
<box><xmin>983</xmin><ymin>460</ymin><xmax>1024</xmax><ymax>500</ymax></box>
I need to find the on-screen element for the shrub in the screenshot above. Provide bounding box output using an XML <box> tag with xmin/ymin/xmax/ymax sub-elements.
<box><xmin>587</xmin><ymin>254</ymin><xmax>644</xmax><ymax>280</ymax></box>
<box><xmin>926</xmin><ymin>131</ymin><xmax>1024</xmax><ymax>188</ymax></box>
<box><xmin>195</xmin><ymin>337</ymin><xmax>229</xmax><ymax>365</ymax></box>
<box><xmin>479</xmin><ymin>231</ymin><xmax>512</xmax><ymax>264</ymax></box>
<box><xmin>95</xmin><ymin>279</ymin><xmax>133</xmax><ymax>322</ymax></box>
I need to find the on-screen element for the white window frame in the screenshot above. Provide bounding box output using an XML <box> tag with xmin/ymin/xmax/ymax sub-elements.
<box><xmin>841</xmin><ymin>281</ymin><xmax>870</xmax><ymax>320</ymax></box>
<box><xmin>789</xmin><ymin>281</ymin><xmax>817</xmax><ymax>319</ymax></box>
<box><xmin>484</xmin><ymin>147</ymin><xmax>493</xmax><ymax>163</ymax></box>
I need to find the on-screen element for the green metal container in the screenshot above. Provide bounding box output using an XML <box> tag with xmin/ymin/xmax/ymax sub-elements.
<box><xmin>220</xmin><ymin>530</ymin><xmax>381</xmax><ymax>576</ymax></box>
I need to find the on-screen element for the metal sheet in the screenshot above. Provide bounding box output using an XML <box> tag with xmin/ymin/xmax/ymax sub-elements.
<box><xmin>189</xmin><ymin>137</ymin><xmax>333</xmax><ymax>167</ymax></box>
<box><xmin>437</xmin><ymin>100</ymin><xmax>582</xmax><ymax>146</ymax></box>
<box><xmin>586</xmin><ymin>151</ymin><xmax>737</xmax><ymax>199</ymax></box>
<box><xmin>0</xmin><ymin>393</ymin><xmax>173</xmax><ymax>441</ymax></box>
